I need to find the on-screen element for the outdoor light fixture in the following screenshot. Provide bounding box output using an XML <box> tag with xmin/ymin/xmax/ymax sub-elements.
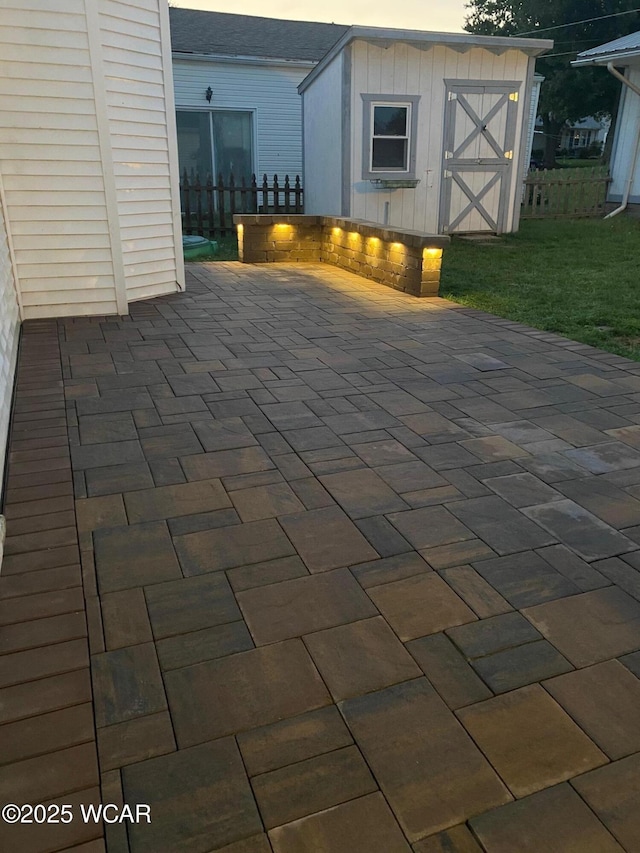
<box><xmin>205</xmin><ymin>86</ymin><xmax>213</xmax><ymax>102</ymax></box>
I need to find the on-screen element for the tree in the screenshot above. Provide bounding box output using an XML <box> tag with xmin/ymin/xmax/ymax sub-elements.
<box><xmin>464</xmin><ymin>0</ymin><xmax>640</xmax><ymax>167</ymax></box>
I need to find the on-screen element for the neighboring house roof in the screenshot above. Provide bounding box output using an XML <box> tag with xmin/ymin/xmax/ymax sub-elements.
<box><xmin>169</xmin><ymin>7</ymin><xmax>349</xmax><ymax>62</ymax></box>
<box><xmin>534</xmin><ymin>116</ymin><xmax>609</xmax><ymax>130</ymax></box>
<box><xmin>573</xmin><ymin>30</ymin><xmax>640</xmax><ymax>66</ymax></box>
<box><xmin>299</xmin><ymin>25</ymin><xmax>552</xmax><ymax>92</ymax></box>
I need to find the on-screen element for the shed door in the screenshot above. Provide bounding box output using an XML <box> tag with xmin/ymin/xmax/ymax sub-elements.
<box><xmin>439</xmin><ymin>82</ymin><xmax>520</xmax><ymax>234</ymax></box>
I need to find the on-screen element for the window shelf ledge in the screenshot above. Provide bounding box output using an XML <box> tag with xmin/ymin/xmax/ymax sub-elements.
<box><xmin>369</xmin><ymin>179</ymin><xmax>421</xmax><ymax>189</ymax></box>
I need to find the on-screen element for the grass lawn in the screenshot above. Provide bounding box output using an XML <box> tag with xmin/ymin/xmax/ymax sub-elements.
<box><xmin>210</xmin><ymin>236</ymin><xmax>239</xmax><ymax>260</ymax></box>
<box><xmin>440</xmin><ymin>216</ymin><xmax>640</xmax><ymax>361</ymax></box>
<box><xmin>555</xmin><ymin>157</ymin><xmax>604</xmax><ymax>169</ymax></box>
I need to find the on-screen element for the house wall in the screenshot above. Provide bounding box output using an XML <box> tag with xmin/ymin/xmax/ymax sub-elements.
<box><xmin>609</xmin><ymin>65</ymin><xmax>640</xmax><ymax>203</ymax></box>
<box><xmin>0</xmin><ymin>0</ymin><xmax>183</xmax><ymax>319</ymax></box>
<box><xmin>173</xmin><ymin>57</ymin><xmax>311</xmax><ymax>179</ymax></box>
<box><xmin>100</xmin><ymin>0</ymin><xmax>184</xmax><ymax>304</ymax></box>
<box><xmin>0</xmin><ymin>186</ymin><xmax>20</xmax><ymax>506</ymax></box>
<box><xmin>302</xmin><ymin>53</ymin><xmax>344</xmax><ymax>215</ymax></box>
<box><xmin>524</xmin><ymin>76</ymin><xmax>542</xmax><ymax>174</ymax></box>
<box><xmin>346</xmin><ymin>40</ymin><xmax>530</xmax><ymax>233</ymax></box>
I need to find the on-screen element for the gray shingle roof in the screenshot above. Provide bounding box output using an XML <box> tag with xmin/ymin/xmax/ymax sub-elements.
<box><xmin>169</xmin><ymin>7</ymin><xmax>350</xmax><ymax>62</ymax></box>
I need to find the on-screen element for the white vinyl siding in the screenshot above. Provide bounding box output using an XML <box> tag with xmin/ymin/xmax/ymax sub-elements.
<box><xmin>0</xmin><ymin>2</ymin><xmax>116</xmax><ymax>318</ymax></box>
<box><xmin>0</xmin><ymin>0</ymin><xmax>183</xmax><ymax>319</ymax></box>
<box><xmin>100</xmin><ymin>0</ymin><xmax>182</xmax><ymax>301</ymax></box>
<box><xmin>609</xmin><ymin>65</ymin><xmax>640</xmax><ymax>203</ymax></box>
<box><xmin>348</xmin><ymin>40</ymin><xmax>529</xmax><ymax>234</ymax></box>
<box><xmin>0</xmin><ymin>193</ymin><xmax>20</xmax><ymax>506</ymax></box>
<box><xmin>173</xmin><ymin>58</ymin><xmax>310</xmax><ymax>180</ymax></box>
<box><xmin>302</xmin><ymin>53</ymin><xmax>343</xmax><ymax>215</ymax></box>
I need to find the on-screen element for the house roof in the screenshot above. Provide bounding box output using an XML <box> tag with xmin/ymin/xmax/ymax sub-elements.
<box><xmin>573</xmin><ymin>31</ymin><xmax>640</xmax><ymax>66</ymax></box>
<box><xmin>534</xmin><ymin>115</ymin><xmax>608</xmax><ymax>130</ymax></box>
<box><xmin>299</xmin><ymin>25</ymin><xmax>552</xmax><ymax>92</ymax></box>
<box><xmin>169</xmin><ymin>7</ymin><xmax>349</xmax><ymax>62</ymax></box>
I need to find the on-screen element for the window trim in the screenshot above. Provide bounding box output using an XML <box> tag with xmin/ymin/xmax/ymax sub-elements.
<box><xmin>361</xmin><ymin>94</ymin><xmax>420</xmax><ymax>180</ymax></box>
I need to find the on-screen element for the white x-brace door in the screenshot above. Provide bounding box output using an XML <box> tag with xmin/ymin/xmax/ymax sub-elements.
<box><xmin>439</xmin><ymin>81</ymin><xmax>521</xmax><ymax>234</ymax></box>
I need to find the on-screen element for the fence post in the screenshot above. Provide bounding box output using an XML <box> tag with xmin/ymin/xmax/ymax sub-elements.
<box><xmin>206</xmin><ymin>174</ymin><xmax>214</xmax><ymax>240</ymax></box>
<box><xmin>262</xmin><ymin>174</ymin><xmax>269</xmax><ymax>214</ymax></box>
<box><xmin>229</xmin><ymin>172</ymin><xmax>237</xmax><ymax>221</ymax></box>
<box><xmin>182</xmin><ymin>169</ymin><xmax>192</xmax><ymax>235</ymax></box>
<box><xmin>240</xmin><ymin>175</ymin><xmax>247</xmax><ymax>214</ymax></box>
<box><xmin>273</xmin><ymin>174</ymin><xmax>280</xmax><ymax>214</ymax></box>
<box><xmin>251</xmin><ymin>174</ymin><xmax>258</xmax><ymax>214</ymax></box>
<box><xmin>217</xmin><ymin>173</ymin><xmax>226</xmax><ymax>236</ymax></box>
<box><xmin>194</xmin><ymin>173</ymin><xmax>203</xmax><ymax>235</ymax></box>
<box><xmin>295</xmin><ymin>175</ymin><xmax>302</xmax><ymax>214</ymax></box>
<box><xmin>284</xmin><ymin>175</ymin><xmax>291</xmax><ymax>213</ymax></box>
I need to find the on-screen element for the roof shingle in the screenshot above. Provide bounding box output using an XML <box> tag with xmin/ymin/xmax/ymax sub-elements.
<box><xmin>169</xmin><ymin>7</ymin><xmax>350</xmax><ymax>62</ymax></box>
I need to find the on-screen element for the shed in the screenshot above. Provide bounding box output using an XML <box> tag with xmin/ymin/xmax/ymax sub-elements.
<box><xmin>573</xmin><ymin>33</ymin><xmax>640</xmax><ymax>209</ymax></box>
<box><xmin>299</xmin><ymin>26</ymin><xmax>551</xmax><ymax>234</ymax></box>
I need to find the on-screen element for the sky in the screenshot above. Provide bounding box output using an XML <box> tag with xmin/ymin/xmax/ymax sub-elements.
<box><xmin>169</xmin><ymin>0</ymin><xmax>469</xmax><ymax>33</ymax></box>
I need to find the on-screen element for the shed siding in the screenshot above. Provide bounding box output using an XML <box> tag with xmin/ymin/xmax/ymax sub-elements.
<box><xmin>173</xmin><ymin>58</ymin><xmax>310</xmax><ymax>179</ymax></box>
<box><xmin>609</xmin><ymin>66</ymin><xmax>640</xmax><ymax>203</ymax></box>
<box><xmin>302</xmin><ymin>53</ymin><xmax>343</xmax><ymax>215</ymax></box>
<box><xmin>0</xmin><ymin>0</ymin><xmax>182</xmax><ymax>319</ymax></box>
<box><xmin>348</xmin><ymin>40</ymin><xmax>529</xmax><ymax>233</ymax></box>
<box><xmin>0</xmin><ymin>190</ymin><xmax>20</xmax><ymax>505</ymax></box>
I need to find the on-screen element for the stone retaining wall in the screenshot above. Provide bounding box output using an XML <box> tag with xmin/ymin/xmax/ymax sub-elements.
<box><xmin>234</xmin><ymin>215</ymin><xmax>450</xmax><ymax>297</ymax></box>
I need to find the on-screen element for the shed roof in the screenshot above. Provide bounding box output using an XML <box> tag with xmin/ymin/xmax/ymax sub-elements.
<box><xmin>299</xmin><ymin>25</ymin><xmax>552</xmax><ymax>92</ymax></box>
<box><xmin>169</xmin><ymin>7</ymin><xmax>349</xmax><ymax>62</ymax></box>
<box><xmin>573</xmin><ymin>31</ymin><xmax>640</xmax><ymax>66</ymax></box>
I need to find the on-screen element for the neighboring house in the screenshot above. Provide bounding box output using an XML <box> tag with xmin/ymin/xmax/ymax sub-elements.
<box><xmin>532</xmin><ymin>115</ymin><xmax>610</xmax><ymax>154</ymax></box>
<box><xmin>169</xmin><ymin>8</ymin><xmax>349</xmax><ymax>182</ymax></box>
<box><xmin>559</xmin><ymin>116</ymin><xmax>610</xmax><ymax>151</ymax></box>
<box><xmin>300</xmin><ymin>26</ymin><xmax>551</xmax><ymax>234</ymax></box>
<box><xmin>574</xmin><ymin>33</ymin><xmax>640</xmax><ymax>205</ymax></box>
<box><xmin>0</xmin><ymin>0</ymin><xmax>184</xmax><ymax>506</ymax></box>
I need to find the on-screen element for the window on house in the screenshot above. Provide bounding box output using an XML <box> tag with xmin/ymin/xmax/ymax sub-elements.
<box><xmin>371</xmin><ymin>104</ymin><xmax>411</xmax><ymax>171</ymax></box>
<box><xmin>361</xmin><ymin>95</ymin><xmax>419</xmax><ymax>180</ymax></box>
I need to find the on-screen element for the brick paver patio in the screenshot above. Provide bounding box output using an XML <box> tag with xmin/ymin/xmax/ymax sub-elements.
<box><xmin>2</xmin><ymin>261</ymin><xmax>640</xmax><ymax>851</ymax></box>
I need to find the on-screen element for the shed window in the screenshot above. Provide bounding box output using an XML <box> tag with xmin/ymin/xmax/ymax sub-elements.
<box><xmin>361</xmin><ymin>94</ymin><xmax>419</xmax><ymax>180</ymax></box>
<box><xmin>371</xmin><ymin>104</ymin><xmax>411</xmax><ymax>171</ymax></box>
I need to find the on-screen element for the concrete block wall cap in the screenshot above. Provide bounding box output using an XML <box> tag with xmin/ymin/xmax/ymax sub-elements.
<box><xmin>318</xmin><ymin>216</ymin><xmax>449</xmax><ymax>245</ymax></box>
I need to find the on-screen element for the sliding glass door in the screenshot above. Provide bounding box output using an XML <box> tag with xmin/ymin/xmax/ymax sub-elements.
<box><xmin>176</xmin><ymin>110</ymin><xmax>254</xmax><ymax>183</ymax></box>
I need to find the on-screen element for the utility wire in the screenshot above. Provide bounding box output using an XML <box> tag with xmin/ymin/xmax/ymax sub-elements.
<box><xmin>539</xmin><ymin>50</ymin><xmax>584</xmax><ymax>57</ymax></box>
<box><xmin>515</xmin><ymin>7</ymin><xmax>640</xmax><ymax>36</ymax></box>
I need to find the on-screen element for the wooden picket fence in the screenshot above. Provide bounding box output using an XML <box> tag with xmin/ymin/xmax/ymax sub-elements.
<box><xmin>180</xmin><ymin>171</ymin><xmax>303</xmax><ymax>239</ymax></box>
<box><xmin>521</xmin><ymin>166</ymin><xmax>611</xmax><ymax>219</ymax></box>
